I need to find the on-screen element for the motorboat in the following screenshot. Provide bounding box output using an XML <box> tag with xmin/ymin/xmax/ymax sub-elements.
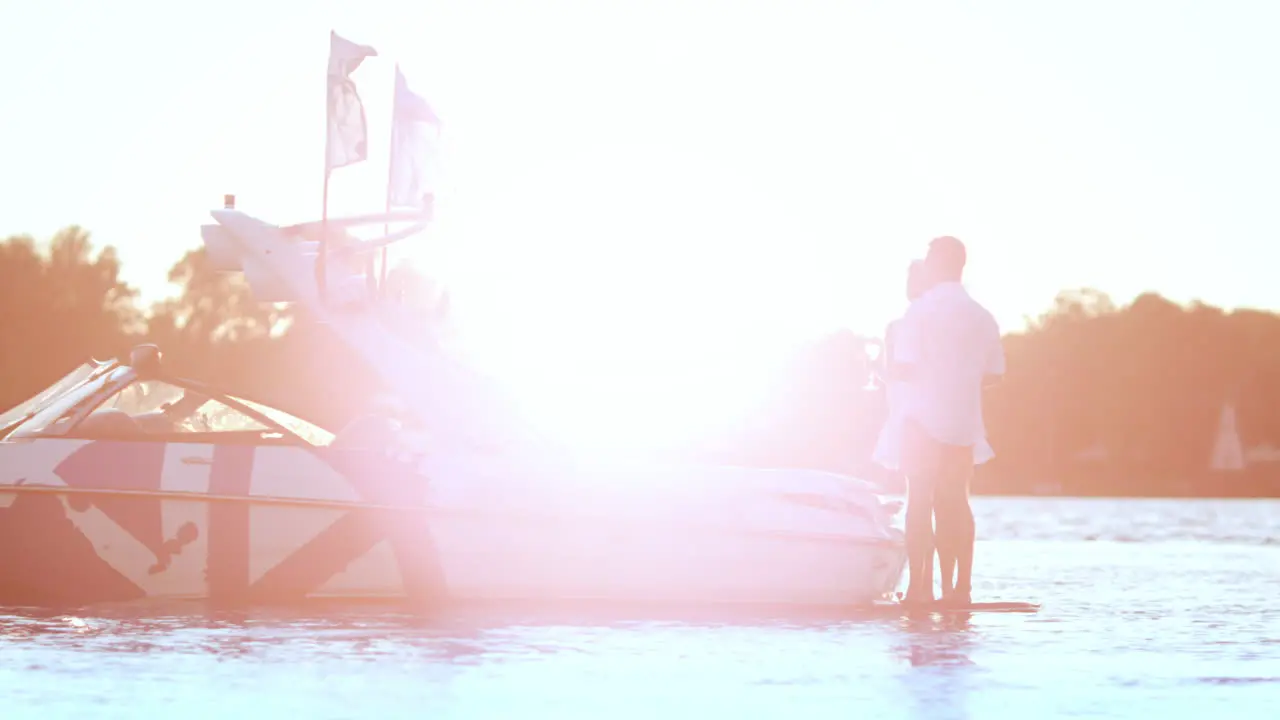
<box><xmin>0</xmin><ymin>200</ymin><xmax>906</xmax><ymax>610</ymax></box>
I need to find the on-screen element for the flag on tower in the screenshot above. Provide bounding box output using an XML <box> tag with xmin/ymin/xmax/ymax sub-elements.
<box><xmin>386</xmin><ymin>65</ymin><xmax>442</xmax><ymax>210</ymax></box>
<box><xmin>325</xmin><ymin>31</ymin><xmax>378</xmax><ymax>172</ymax></box>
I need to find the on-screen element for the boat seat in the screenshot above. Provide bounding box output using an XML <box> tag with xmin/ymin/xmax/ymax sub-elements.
<box><xmin>132</xmin><ymin>410</ymin><xmax>176</xmax><ymax>433</ymax></box>
<box><xmin>77</xmin><ymin>409</ymin><xmax>143</xmax><ymax>437</ymax></box>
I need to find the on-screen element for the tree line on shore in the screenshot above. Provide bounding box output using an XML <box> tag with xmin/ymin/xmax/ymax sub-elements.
<box><xmin>3</xmin><ymin>227</ymin><xmax>1277</xmax><ymax>497</ymax></box>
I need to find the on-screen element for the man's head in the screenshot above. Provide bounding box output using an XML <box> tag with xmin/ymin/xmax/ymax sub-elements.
<box><xmin>925</xmin><ymin>235</ymin><xmax>967</xmax><ymax>283</ymax></box>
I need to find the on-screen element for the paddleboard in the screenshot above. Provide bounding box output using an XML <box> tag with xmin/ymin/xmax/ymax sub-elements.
<box><xmin>890</xmin><ymin>601</ymin><xmax>1040</xmax><ymax>614</ymax></box>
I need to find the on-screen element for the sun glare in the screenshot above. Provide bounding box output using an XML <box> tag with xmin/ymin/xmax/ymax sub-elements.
<box><xmin>357</xmin><ymin>100</ymin><xmax>919</xmax><ymax>454</ymax></box>
<box><xmin>456</xmin><ymin>307</ymin><xmax>797</xmax><ymax>456</ymax></box>
<box><xmin>179</xmin><ymin>14</ymin><xmax>924</xmax><ymax>455</ymax></box>
<box><xmin>377</xmin><ymin>156</ymin><xmax>866</xmax><ymax>454</ymax></box>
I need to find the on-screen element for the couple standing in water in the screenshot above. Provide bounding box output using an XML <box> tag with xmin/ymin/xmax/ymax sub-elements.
<box><xmin>873</xmin><ymin>236</ymin><xmax>1005</xmax><ymax>607</ymax></box>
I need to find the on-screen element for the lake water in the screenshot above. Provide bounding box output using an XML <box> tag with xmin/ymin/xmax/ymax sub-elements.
<box><xmin>2</xmin><ymin>497</ymin><xmax>1278</xmax><ymax>719</ymax></box>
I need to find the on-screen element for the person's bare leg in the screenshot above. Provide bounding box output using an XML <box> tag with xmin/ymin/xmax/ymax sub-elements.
<box><xmin>935</xmin><ymin>444</ymin><xmax>965</xmax><ymax>600</ymax></box>
<box><xmin>935</xmin><ymin>451</ymin><xmax>975</xmax><ymax>605</ymax></box>
<box><xmin>902</xmin><ymin>421</ymin><xmax>939</xmax><ymax>605</ymax></box>
<box><xmin>936</xmin><ymin>534</ymin><xmax>957</xmax><ymax>600</ymax></box>
<box><xmin>952</xmin><ymin>493</ymin><xmax>975</xmax><ymax>603</ymax></box>
<box><xmin>903</xmin><ymin>472</ymin><xmax>936</xmax><ymax>605</ymax></box>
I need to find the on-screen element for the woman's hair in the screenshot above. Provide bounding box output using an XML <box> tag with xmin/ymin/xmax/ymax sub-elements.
<box><xmin>906</xmin><ymin>259</ymin><xmax>928</xmax><ymax>301</ymax></box>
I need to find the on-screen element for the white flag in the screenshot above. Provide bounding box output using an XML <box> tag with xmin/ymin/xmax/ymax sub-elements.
<box><xmin>326</xmin><ymin>31</ymin><xmax>377</xmax><ymax>172</ymax></box>
<box><xmin>387</xmin><ymin>65</ymin><xmax>442</xmax><ymax>209</ymax></box>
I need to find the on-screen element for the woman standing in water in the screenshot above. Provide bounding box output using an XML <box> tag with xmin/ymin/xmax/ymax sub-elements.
<box><xmin>874</xmin><ymin>261</ymin><xmax>932</xmax><ymax>471</ymax></box>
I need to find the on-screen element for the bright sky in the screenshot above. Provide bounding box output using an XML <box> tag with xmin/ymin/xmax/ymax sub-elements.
<box><xmin>5</xmin><ymin>1</ymin><xmax>1280</xmax><ymax>424</ymax></box>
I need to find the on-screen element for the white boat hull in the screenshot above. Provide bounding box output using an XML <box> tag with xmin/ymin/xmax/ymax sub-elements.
<box><xmin>0</xmin><ymin>439</ymin><xmax>905</xmax><ymax>609</ymax></box>
<box><xmin>310</xmin><ymin>510</ymin><xmax>906</xmax><ymax>607</ymax></box>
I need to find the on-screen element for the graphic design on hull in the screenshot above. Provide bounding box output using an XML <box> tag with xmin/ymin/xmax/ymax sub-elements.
<box><xmin>0</xmin><ymin>439</ymin><xmax>446</xmax><ymax>608</ymax></box>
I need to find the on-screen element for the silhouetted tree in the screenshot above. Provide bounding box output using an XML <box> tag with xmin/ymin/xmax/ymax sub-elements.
<box><xmin>143</xmin><ymin>247</ymin><xmax>381</xmax><ymax>429</ymax></box>
<box><xmin>981</xmin><ymin>290</ymin><xmax>1280</xmax><ymax>495</ymax></box>
<box><xmin>0</xmin><ymin>228</ymin><xmax>139</xmax><ymax>408</ymax></box>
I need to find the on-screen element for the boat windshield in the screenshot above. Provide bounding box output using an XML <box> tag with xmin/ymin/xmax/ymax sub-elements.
<box><xmin>229</xmin><ymin>395</ymin><xmax>336</xmax><ymax>447</ymax></box>
<box><xmin>0</xmin><ymin>362</ymin><xmax>101</xmax><ymax>431</ymax></box>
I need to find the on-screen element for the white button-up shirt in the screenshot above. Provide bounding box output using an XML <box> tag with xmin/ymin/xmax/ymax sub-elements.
<box><xmin>892</xmin><ymin>281</ymin><xmax>1005</xmax><ymax>448</ymax></box>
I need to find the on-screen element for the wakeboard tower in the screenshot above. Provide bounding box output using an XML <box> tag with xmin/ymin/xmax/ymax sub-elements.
<box><xmin>200</xmin><ymin>193</ymin><xmax>531</xmax><ymax>457</ymax></box>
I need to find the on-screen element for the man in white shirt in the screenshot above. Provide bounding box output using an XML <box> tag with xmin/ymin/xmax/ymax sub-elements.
<box><xmin>891</xmin><ymin>236</ymin><xmax>1005</xmax><ymax>606</ymax></box>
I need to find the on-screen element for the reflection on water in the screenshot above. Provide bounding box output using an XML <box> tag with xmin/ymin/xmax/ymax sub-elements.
<box><xmin>893</xmin><ymin>615</ymin><xmax>979</xmax><ymax>720</ymax></box>
<box><xmin>2</xmin><ymin>498</ymin><xmax>1279</xmax><ymax>719</ymax></box>
<box><xmin>896</xmin><ymin>615</ymin><xmax>976</xmax><ymax>668</ymax></box>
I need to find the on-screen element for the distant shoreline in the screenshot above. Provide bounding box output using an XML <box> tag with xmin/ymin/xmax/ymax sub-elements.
<box><xmin>859</xmin><ymin>463</ymin><xmax>1280</xmax><ymax>499</ymax></box>
<box><xmin>970</xmin><ymin>490</ymin><xmax>1280</xmax><ymax>500</ymax></box>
